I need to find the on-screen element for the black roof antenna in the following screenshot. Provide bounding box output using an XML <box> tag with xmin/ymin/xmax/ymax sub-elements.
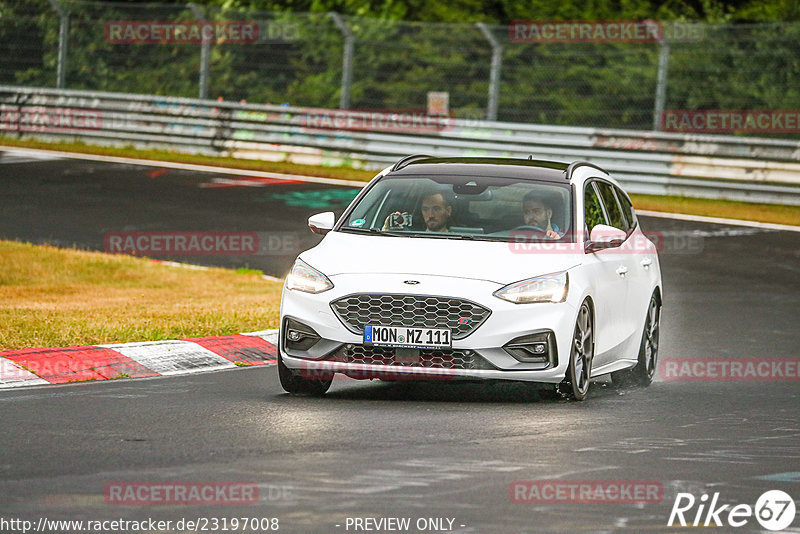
<box><xmin>528</xmin><ymin>155</ymin><xmax>533</xmax><ymax>160</ymax></box>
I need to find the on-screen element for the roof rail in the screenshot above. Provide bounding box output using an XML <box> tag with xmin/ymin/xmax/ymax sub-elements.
<box><xmin>565</xmin><ymin>160</ymin><xmax>608</xmax><ymax>181</ymax></box>
<box><xmin>391</xmin><ymin>154</ymin><xmax>433</xmax><ymax>172</ymax></box>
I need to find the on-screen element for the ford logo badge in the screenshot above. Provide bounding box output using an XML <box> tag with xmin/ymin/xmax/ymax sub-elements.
<box><xmin>403</xmin><ymin>280</ymin><xmax>420</xmax><ymax>285</ymax></box>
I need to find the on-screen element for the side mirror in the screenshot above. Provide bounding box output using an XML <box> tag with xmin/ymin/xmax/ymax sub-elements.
<box><xmin>585</xmin><ymin>224</ymin><xmax>626</xmax><ymax>253</ymax></box>
<box><xmin>308</xmin><ymin>212</ymin><xmax>335</xmax><ymax>235</ymax></box>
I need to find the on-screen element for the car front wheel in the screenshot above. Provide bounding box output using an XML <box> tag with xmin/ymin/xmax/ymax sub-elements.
<box><xmin>557</xmin><ymin>300</ymin><xmax>594</xmax><ymax>400</ymax></box>
<box><xmin>278</xmin><ymin>353</ymin><xmax>333</xmax><ymax>396</ymax></box>
<box><xmin>612</xmin><ymin>293</ymin><xmax>660</xmax><ymax>387</ymax></box>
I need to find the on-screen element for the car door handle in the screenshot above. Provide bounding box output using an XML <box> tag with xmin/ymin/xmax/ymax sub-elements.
<box><xmin>616</xmin><ymin>266</ymin><xmax>628</xmax><ymax>277</ymax></box>
<box><xmin>641</xmin><ymin>258</ymin><xmax>652</xmax><ymax>268</ymax></box>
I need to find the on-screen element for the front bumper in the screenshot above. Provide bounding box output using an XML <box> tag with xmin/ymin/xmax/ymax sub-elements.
<box><xmin>279</xmin><ymin>273</ymin><xmax>579</xmax><ymax>384</ymax></box>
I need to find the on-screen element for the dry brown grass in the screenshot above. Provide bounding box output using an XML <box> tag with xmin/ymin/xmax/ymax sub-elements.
<box><xmin>0</xmin><ymin>241</ymin><xmax>282</xmax><ymax>350</ymax></box>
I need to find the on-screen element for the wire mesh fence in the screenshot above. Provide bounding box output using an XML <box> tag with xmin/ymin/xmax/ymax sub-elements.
<box><xmin>2</xmin><ymin>0</ymin><xmax>800</xmax><ymax>132</ymax></box>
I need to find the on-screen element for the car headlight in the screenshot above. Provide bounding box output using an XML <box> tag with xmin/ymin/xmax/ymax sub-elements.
<box><xmin>493</xmin><ymin>272</ymin><xmax>569</xmax><ymax>304</ymax></box>
<box><xmin>285</xmin><ymin>259</ymin><xmax>333</xmax><ymax>294</ymax></box>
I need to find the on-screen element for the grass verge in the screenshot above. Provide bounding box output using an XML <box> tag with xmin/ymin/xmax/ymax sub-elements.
<box><xmin>0</xmin><ymin>136</ymin><xmax>376</xmax><ymax>182</ymax></box>
<box><xmin>0</xmin><ymin>240</ymin><xmax>282</xmax><ymax>350</ymax></box>
<box><xmin>2</xmin><ymin>136</ymin><xmax>799</xmax><ymax>226</ymax></box>
<box><xmin>629</xmin><ymin>194</ymin><xmax>800</xmax><ymax>226</ymax></box>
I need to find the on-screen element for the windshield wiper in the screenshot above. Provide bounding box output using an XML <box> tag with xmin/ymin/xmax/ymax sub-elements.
<box><xmin>339</xmin><ymin>226</ymin><xmax>381</xmax><ymax>234</ymax></box>
<box><xmin>338</xmin><ymin>226</ymin><xmax>405</xmax><ymax>237</ymax></box>
<box><xmin>448</xmin><ymin>234</ymin><xmax>509</xmax><ymax>242</ymax></box>
<box><xmin>457</xmin><ymin>234</ymin><xmax>505</xmax><ymax>241</ymax></box>
<box><xmin>340</xmin><ymin>228</ymin><xmax>503</xmax><ymax>241</ymax></box>
<box><xmin>395</xmin><ymin>231</ymin><xmax>479</xmax><ymax>240</ymax></box>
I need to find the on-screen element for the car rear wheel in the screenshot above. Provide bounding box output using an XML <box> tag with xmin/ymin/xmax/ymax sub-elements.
<box><xmin>278</xmin><ymin>353</ymin><xmax>333</xmax><ymax>396</ymax></box>
<box><xmin>557</xmin><ymin>300</ymin><xmax>593</xmax><ymax>400</ymax></box>
<box><xmin>612</xmin><ymin>293</ymin><xmax>660</xmax><ymax>387</ymax></box>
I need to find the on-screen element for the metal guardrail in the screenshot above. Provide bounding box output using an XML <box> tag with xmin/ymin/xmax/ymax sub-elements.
<box><xmin>2</xmin><ymin>85</ymin><xmax>800</xmax><ymax>205</ymax></box>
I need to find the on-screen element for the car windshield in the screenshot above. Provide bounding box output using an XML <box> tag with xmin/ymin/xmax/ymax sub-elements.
<box><xmin>338</xmin><ymin>175</ymin><xmax>573</xmax><ymax>242</ymax></box>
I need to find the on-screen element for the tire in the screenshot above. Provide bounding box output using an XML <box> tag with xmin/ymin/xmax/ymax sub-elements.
<box><xmin>612</xmin><ymin>294</ymin><xmax>661</xmax><ymax>388</ymax></box>
<box><xmin>557</xmin><ymin>300</ymin><xmax>594</xmax><ymax>401</ymax></box>
<box><xmin>278</xmin><ymin>353</ymin><xmax>333</xmax><ymax>396</ymax></box>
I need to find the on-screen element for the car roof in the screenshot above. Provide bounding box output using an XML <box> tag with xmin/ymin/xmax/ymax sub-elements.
<box><xmin>387</xmin><ymin>156</ymin><xmax>608</xmax><ymax>184</ymax></box>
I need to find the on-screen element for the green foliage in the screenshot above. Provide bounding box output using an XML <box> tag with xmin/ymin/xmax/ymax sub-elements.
<box><xmin>194</xmin><ymin>0</ymin><xmax>787</xmax><ymax>23</ymax></box>
<box><xmin>1</xmin><ymin>0</ymin><xmax>799</xmax><ymax>131</ymax></box>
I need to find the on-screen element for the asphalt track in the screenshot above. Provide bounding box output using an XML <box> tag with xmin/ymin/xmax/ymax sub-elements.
<box><xmin>1</xmin><ymin>151</ymin><xmax>800</xmax><ymax>533</ymax></box>
<box><xmin>0</xmin><ymin>151</ymin><xmax>349</xmax><ymax>277</ymax></box>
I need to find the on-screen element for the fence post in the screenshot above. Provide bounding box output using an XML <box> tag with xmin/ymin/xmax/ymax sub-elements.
<box><xmin>476</xmin><ymin>23</ymin><xmax>502</xmax><ymax>122</ymax></box>
<box><xmin>329</xmin><ymin>12</ymin><xmax>354</xmax><ymax>110</ymax></box>
<box><xmin>188</xmin><ymin>3</ymin><xmax>210</xmax><ymax>100</ymax></box>
<box><xmin>46</xmin><ymin>0</ymin><xmax>69</xmax><ymax>88</ymax></box>
<box><xmin>653</xmin><ymin>38</ymin><xmax>670</xmax><ymax>131</ymax></box>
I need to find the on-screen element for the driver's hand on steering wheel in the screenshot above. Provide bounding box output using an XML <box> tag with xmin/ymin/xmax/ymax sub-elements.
<box><xmin>513</xmin><ymin>225</ymin><xmax>560</xmax><ymax>240</ymax></box>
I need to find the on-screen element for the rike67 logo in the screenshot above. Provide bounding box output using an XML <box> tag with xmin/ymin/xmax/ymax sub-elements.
<box><xmin>668</xmin><ymin>490</ymin><xmax>796</xmax><ymax>531</ymax></box>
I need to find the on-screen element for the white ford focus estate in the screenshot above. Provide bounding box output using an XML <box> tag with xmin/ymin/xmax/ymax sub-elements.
<box><xmin>278</xmin><ymin>156</ymin><xmax>662</xmax><ymax>400</ymax></box>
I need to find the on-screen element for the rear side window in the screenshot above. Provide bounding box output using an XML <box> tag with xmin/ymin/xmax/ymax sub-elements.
<box><xmin>615</xmin><ymin>186</ymin><xmax>636</xmax><ymax>230</ymax></box>
<box><xmin>595</xmin><ymin>181</ymin><xmax>627</xmax><ymax>231</ymax></box>
<box><xmin>584</xmin><ymin>183</ymin><xmax>606</xmax><ymax>234</ymax></box>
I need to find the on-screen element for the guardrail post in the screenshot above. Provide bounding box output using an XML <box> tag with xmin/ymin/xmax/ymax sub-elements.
<box><xmin>329</xmin><ymin>12</ymin><xmax>354</xmax><ymax>110</ymax></box>
<box><xmin>189</xmin><ymin>3</ymin><xmax>210</xmax><ymax>100</ymax></box>
<box><xmin>653</xmin><ymin>38</ymin><xmax>670</xmax><ymax>131</ymax></box>
<box><xmin>46</xmin><ymin>0</ymin><xmax>69</xmax><ymax>88</ymax></box>
<box><xmin>476</xmin><ymin>23</ymin><xmax>502</xmax><ymax>122</ymax></box>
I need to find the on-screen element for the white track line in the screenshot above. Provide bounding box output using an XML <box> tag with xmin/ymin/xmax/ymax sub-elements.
<box><xmin>637</xmin><ymin>210</ymin><xmax>800</xmax><ymax>233</ymax></box>
<box><xmin>151</xmin><ymin>260</ymin><xmax>283</xmax><ymax>281</ymax></box>
<box><xmin>0</xmin><ymin>146</ymin><xmax>368</xmax><ymax>187</ymax></box>
<box><xmin>0</xmin><ymin>151</ymin><xmax>62</xmax><ymax>164</ymax></box>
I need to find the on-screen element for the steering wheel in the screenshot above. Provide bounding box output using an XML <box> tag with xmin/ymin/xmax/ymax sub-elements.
<box><xmin>512</xmin><ymin>225</ymin><xmax>547</xmax><ymax>233</ymax></box>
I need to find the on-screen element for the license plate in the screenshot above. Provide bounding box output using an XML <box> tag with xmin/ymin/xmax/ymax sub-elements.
<box><xmin>364</xmin><ymin>325</ymin><xmax>451</xmax><ymax>348</ymax></box>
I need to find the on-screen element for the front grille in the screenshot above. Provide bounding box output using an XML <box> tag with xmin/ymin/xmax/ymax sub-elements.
<box><xmin>330</xmin><ymin>345</ymin><xmax>492</xmax><ymax>370</ymax></box>
<box><xmin>330</xmin><ymin>294</ymin><xmax>490</xmax><ymax>339</ymax></box>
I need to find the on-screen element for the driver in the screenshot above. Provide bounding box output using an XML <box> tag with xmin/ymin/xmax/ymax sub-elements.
<box><xmin>522</xmin><ymin>191</ymin><xmax>562</xmax><ymax>239</ymax></box>
<box><xmin>383</xmin><ymin>191</ymin><xmax>452</xmax><ymax>232</ymax></box>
